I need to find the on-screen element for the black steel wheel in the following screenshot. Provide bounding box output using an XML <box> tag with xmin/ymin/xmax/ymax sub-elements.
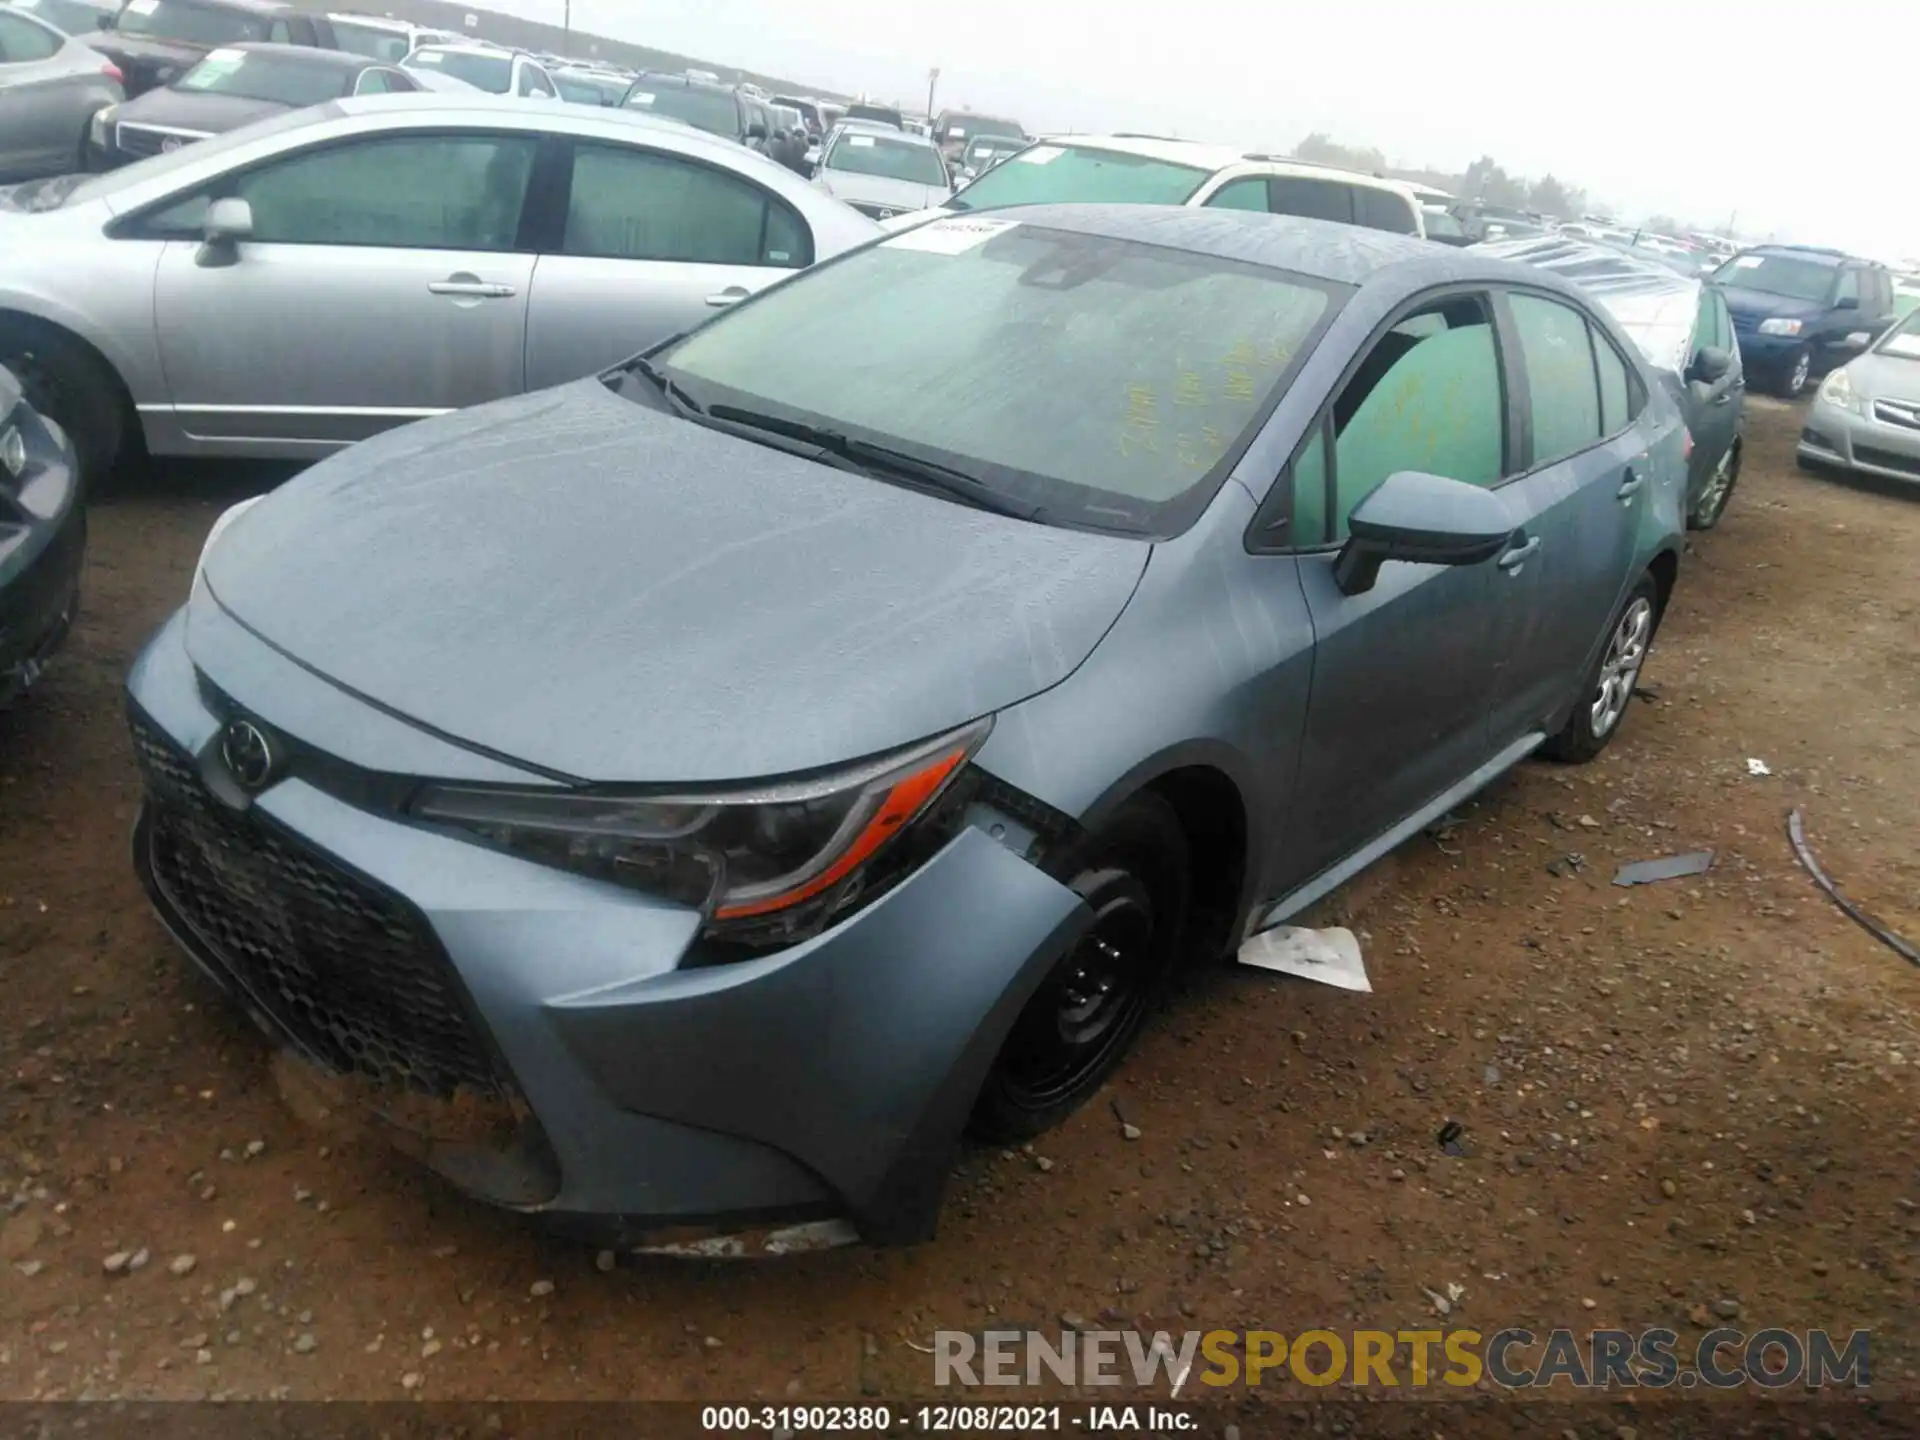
<box><xmin>970</xmin><ymin>793</ymin><xmax>1189</xmax><ymax>1140</ymax></box>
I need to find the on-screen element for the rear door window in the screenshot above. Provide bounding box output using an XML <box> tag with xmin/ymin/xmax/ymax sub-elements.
<box><xmin>562</xmin><ymin>143</ymin><xmax>812</xmax><ymax>267</ymax></box>
<box><xmin>1834</xmin><ymin>268</ymin><xmax>1860</xmax><ymax>307</ymax></box>
<box><xmin>1509</xmin><ymin>292</ymin><xmax>1604</xmax><ymax>465</ymax></box>
<box><xmin>1268</xmin><ymin>176</ymin><xmax>1356</xmax><ymax>226</ymax></box>
<box><xmin>0</xmin><ymin>10</ymin><xmax>62</xmax><ymax>62</ymax></box>
<box><xmin>1593</xmin><ymin>326</ymin><xmax>1632</xmax><ymax>435</ymax></box>
<box><xmin>1353</xmin><ymin>187</ymin><xmax>1418</xmax><ymax>235</ymax></box>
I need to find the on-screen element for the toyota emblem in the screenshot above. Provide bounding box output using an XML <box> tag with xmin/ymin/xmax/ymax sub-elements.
<box><xmin>160</xmin><ymin>137</ymin><xmax>183</xmax><ymax>153</ymax></box>
<box><xmin>220</xmin><ymin>718</ymin><xmax>277</xmax><ymax>792</ymax></box>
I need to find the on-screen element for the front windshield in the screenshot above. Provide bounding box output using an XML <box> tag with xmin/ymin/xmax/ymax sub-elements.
<box><xmin>964</xmin><ymin>137</ymin><xmax>1019</xmax><ymax>164</ymax></box>
<box><xmin>658</xmin><ymin>219</ymin><xmax>1341</xmax><ymax>534</ymax></box>
<box><xmin>1875</xmin><ymin>308</ymin><xmax>1920</xmax><ymax>358</ymax></box>
<box><xmin>114</xmin><ymin>0</ymin><xmax>268</xmax><ymax>44</ymax></box>
<box><xmin>328</xmin><ymin>19</ymin><xmax>409</xmax><ymax>62</ymax></box>
<box><xmin>176</xmin><ymin>49</ymin><xmax>353</xmax><ymax>105</ymax></box>
<box><xmin>846</xmin><ymin>105</ymin><xmax>900</xmax><ymax>128</ymax></box>
<box><xmin>826</xmin><ymin>132</ymin><xmax>947</xmax><ymax>186</ymax></box>
<box><xmin>13</xmin><ymin>0</ymin><xmax>110</xmax><ymax>35</ymax></box>
<box><xmin>407</xmin><ymin>49</ymin><xmax>510</xmax><ymax>93</ymax></box>
<box><xmin>944</xmin><ymin>115</ymin><xmax>1023</xmax><ymax>142</ymax></box>
<box><xmin>1422</xmin><ymin>207</ymin><xmax>1465</xmax><ymax>239</ymax></box>
<box><xmin>1713</xmin><ymin>253</ymin><xmax>1835</xmax><ymax>303</ymax></box>
<box><xmin>625</xmin><ymin>83</ymin><xmax>737</xmax><ymax>136</ymax></box>
<box><xmin>950</xmin><ymin>144</ymin><xmax>1210</xmax><ymax>212</ymax></box>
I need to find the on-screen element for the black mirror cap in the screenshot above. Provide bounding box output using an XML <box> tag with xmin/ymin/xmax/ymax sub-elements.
<box><xmin>1334</xmin><ymin>470</ymin><xmax>1517</xmax><ymax>596</ymax></box>
<box><xmin>1833</xmin><ymin>294</ymin><xmax>1859</xmax><ymax>311</ymax></box>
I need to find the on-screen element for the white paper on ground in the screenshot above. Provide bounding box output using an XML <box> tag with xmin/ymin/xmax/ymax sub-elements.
<box><xmin>1237</xmin><ymin>925</ymin><xmax>1371</xmax><ymax>992</ymax></box>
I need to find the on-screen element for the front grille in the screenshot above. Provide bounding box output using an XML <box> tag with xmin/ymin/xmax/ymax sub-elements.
<box><xmin>115</xmin><ymin>123</ymin><xmax>204</xmax><ymax>159</ymax></box>
<box><xmin>1853</xmin><ymin>444</ymin><xmax>1920</xmax><ymax>478</ymax></box>
<box><xmin>129</xmin><ymin>711</ymin><xmax>508</xmax><ymax>1101</ymax></box>
<box><xmin>1872</xmin><ymin>399</ymin><xmax>1920</xmax><ymax>432</ymax></box>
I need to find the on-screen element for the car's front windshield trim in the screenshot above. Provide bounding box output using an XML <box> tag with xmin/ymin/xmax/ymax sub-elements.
<box><xmin>648</xmin><ymin>225</ymin><xmax>1351</xmax><ymax>540</ymax></box>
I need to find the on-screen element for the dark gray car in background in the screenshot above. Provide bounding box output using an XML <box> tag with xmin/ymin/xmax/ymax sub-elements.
<box><xmin>126</xmin><ymin>207</ymin><xmax>1686</xmax><ymax>1248</ymax></box>
<box><xmin>1480</xmin><ymin>234</ymin><xmax>1748</xmax><ymax>529</ymax></box>
<box><xmin>0</xmin><ymin>1</ymin><xmax>123</xmax><ymax>181</ymax></box>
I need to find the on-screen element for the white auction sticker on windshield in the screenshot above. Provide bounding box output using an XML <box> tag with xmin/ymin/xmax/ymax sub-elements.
<box><xmin>848</xmin><ymin>134</ymin><xmax>874</xmax><ymax>147</ymax></box>
<box><xmin>198</xmin><ymin>48</ymin><xmax>245</xmax><ymax>68</ymax></box>
<box><xmin>1014</xmin><ymin>144</ymin><xmax>1063</xmax><ymax>165</ymax></box>
<box><xmin>881</xmin><ymin>216</ymin><xmax>1020</xmax><ymax>255</ymax></box>
<box><xmin>125</xmin><ymin>0</ymin><xmax>158</xmax><ymax>12</ymax></box>
<box><xmin>1731</xmin><ymin>255</ymin><xmax>1762</xmax><ymax>268</ymax></box>
<box><xmin>415</xmin><ymin>50</ymin><xmax>444</xmax><ymax>63</ymax></box>
<box><xmin>1882</xmin><ymin>334</ymin><xmax>1920</xmax><ymax>358</ymax></box>
<box><xmin>627</xmin><ymin>90</ymin><xmax>653</xmax><ymax>103</ymax></box>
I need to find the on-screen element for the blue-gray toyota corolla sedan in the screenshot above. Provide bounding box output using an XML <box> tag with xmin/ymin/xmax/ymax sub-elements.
<box><xmin>126</xmin><ymin>206</ymin><xmax>1686</xmax><ymax>1248</ymax></box>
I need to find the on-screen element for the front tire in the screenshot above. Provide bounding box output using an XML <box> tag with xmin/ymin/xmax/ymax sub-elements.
<box><xmin>1541</xmin><ymin>574</ymin><xmax>1660</xmax><ymax>764</ymax></box>
<box><xmin>1688</xmin><ymin>441</ymin><xmax>1740</xmax><ymax>530</ymax></box>
<box><xmin>970</xmin><ymin>793</ymin><xmax>1190</xmax><ymax>1142</ymax></box>
<box><xmin>0</xmin><ymin>318</ymin><xmax>129</xmax><ymax>491</ymax></box>
<box><xmin>1777</xmin><ymin>346</ymin><xmax>1812</xmax><ymax>399</ymax></box>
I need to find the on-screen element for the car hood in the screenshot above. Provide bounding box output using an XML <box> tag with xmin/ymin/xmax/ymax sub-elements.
<box><xmin>115</xmin><ymin>87</ymin><xmax>291</xmax><ymax>134</ymax></box>
<box><xmin>1846</xmin><ymin>350</ymin><xmax>1920</xmax><ymax>404</ymax></box>
<box><xmin>196</xmin><ymin>379</ymin><xmax>1149</xmax><ymax>784</ymax></box>
<box><xmin>817</xmin><ymin>171</ymin><xmax>950</xmax><ymax>215</ymax></box>
<box><xmin>878</xmin><ymin>202</ymin><xmax>957</xmax><ymax>234</ymax></box>
<box><xmin>1718</xmin><ymin>285</ymin><xmax>1823</xmax><ymax>322</ymax></box>
<box><xmin>89</xmin><ymin>35</ymin><xmax>209</xmax><ymax>95</ymax></box>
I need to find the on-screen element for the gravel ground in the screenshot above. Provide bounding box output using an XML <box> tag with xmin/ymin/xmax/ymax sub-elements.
<box><xmin>1</xmin><ymin>396</ymin><xmax>1916</xmax><ymax>1420</ymax></box>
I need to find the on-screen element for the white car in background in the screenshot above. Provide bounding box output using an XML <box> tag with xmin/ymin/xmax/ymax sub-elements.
<box><xmin>328</xmin><ymin>13</ymin><xmax>458</xmax><ymax>63</ymax></box>
<box><xmin>882</xmin><ymin>135</ymin><xmax>1428</xmax><ymax>239</ymax></box>
<box><xmin>811</xmin><ymin>121</ymin><xmax>952</xmax><ymax>220</ymax></box>
<box><xmin>401</xmin><ymin>44</ymin><xmax>557</xmax><ymax>101</ymax></box>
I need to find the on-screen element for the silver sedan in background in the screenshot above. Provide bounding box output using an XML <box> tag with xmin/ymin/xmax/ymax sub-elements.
<box><xmin>0</xmin><ymin>2</ymin><xmax>123</xmax><ymax>182</ymax></box>
<box><xmin>0</xmin><ymin>94</ymin><xmax>880</xmax><ymax>482</ymax></box>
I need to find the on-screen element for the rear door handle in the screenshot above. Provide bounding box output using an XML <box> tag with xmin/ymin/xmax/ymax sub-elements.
<box><xmin>1712</xmin><ymin>392</ymin><xmax>1735</xmax><ymax>405</ymax></box>
<box><xmin>428</xmin><ymin>279</ymin><xmax>517</xmax><ymax>298</ymax></box>
<box><xmin>706</xmin><ymin>286</ymin><xmax>752</xmax><ymax>307</ymax></box>
<box><xmin>1617</xmin><ymin>473</ymin><xmax>1646</xmax><ymax>502</ymax></box>
<box><xmin>1496</xmin><ymin>535</ymin><xmax>1541</xmax><ymax>574</ymax></box>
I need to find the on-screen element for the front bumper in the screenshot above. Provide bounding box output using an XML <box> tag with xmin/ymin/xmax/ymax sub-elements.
<box><xmin>124</xmin><ymin>611</ymin><xmax>1090</xmax><ymax>1245</ymax></box>
<box><xmin>1797</xmin><ymin>396</ymin><xmax>1920</xmax><ymax>484</ymax></box>
<box><xmin>1</xmin><ymin>406</ymin><xmax>84</xmax><ymax>709</ymax></box>
<box><xmin>1731</xmin><ymin>329</ymin><xmax>1803</xmax><ymax>376</ymax></box>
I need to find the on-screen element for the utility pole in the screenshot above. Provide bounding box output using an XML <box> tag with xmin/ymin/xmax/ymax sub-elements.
<box><xmin>926</xmin><ymin>66</ymin><xmax>939</xmax><ymax>121</ymax></box>
<box><xmin>562</xmin><ymin>0</ymin><xmax>571</xmax><ymax>57</ymax></box>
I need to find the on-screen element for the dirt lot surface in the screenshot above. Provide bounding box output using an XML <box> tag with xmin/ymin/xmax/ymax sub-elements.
<box><xmin>3</xmin><ymin>398</ymin><xmax>1916</xmax><ymax>1424</ymax></box>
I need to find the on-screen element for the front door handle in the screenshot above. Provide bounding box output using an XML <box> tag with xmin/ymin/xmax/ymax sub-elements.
<box><xmin>1617</xmin><ymin>473</ymin><xmax>1646</xmax><ymax>503</ymax></box>
<box><xmin>1496</xmin><ymin>535</ymin><xmax>1542</xmax><ymax>574</ymax></box>
<box><xmin>428</xmin><ymin>279</ymin><xmax>517</xmax><ymax>298</ymax></box>
<box><xmin>1712</xmin><ymin>391</ymin><xmax>1735</xmax><ymax>406</ymax></box>
<box><xmin>705</xmin><ymin>286</ymin><xmax>752</xmax><ymax>307</ymax></box>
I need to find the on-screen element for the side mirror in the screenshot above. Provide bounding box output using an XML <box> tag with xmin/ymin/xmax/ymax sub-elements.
<box><xmin>1689</xmin><ymin>345</ymin><xmax>1732</xmax><ymax>385</ymax></box>
<box><xmin>195</xmin><ymin>197</ymin><xmax>254</xmax><ymax>268</ymax></box>
<box><xmin>1833</xmin><ymin>294</ymin><xmax>1858</xmax><ymax>311</ymax></box>
<box><xmin>746</xmin><ymin>121</ymin><xmax>768</xmax><ymax>140</ymax></box>
<box><xmin>1332</xmin><ymin>470</ymin><xmax>1517</xmax><ymax>596</ymax></box>
<box><xmin>96</xmin><ymin>12</ymin><xmax>114</xmax><ymax>28</ymax></box>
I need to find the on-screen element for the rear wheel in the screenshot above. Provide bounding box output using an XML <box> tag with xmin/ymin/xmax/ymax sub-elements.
<box><xmin>970</xmin><ymin>793</ymin><xmax>1190</xmax><ymax>1141</ymax></box>
<box><xmin>0</xmin><ymin>318</ymin><xmax>129</xmax><ymax>491</ymax></box>
<box><xmin>1688</xmin><ymin>441</ymin><xmax>1740</xmax><ymax>530</ymax></box>
<box><xmin>1541</xmin><ymin>574</ymin><xmax>1660</xmax><ymax>764</ymax></box>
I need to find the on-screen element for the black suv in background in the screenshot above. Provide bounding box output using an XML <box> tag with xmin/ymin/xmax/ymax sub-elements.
<box><xmin>88</xmin><ymin>0</ymin><xmax>339</xmax><ymax>97</ymax></box>
<box><xmin>622</xmin><ymin>72</ymin><xmax>774</xmax><ymax>153</ymax></box>
<box><xmin>1710</xmin><ymin>246</ymin><xmax>1899</xmax><ymax>397</ymax></box>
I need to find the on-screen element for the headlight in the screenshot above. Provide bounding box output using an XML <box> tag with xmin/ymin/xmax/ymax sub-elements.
<box><xmin>411</xmin><ymin>718</ymin><xmax>990</xmax><ymax>945</ymax></box>
<box><xmin>194</xmin><ymin>494</ymin><xmax>267</xmax><ymax>579</ymax></box>
<box><xmin>1758</xmin><ymin>318</ymin><xmax>1803</xmax><ymax>337</ymax></box>
<box><xmin>91</xmin><ymin>104</ymin><xmax>117</xmax><ymax>148</ymax></box>
<box><xmin>1818</xmin><ymin>367</ymin><xmax>1857</xmax><ymax>412</ymax></box>
<box><xmin>0</xmin><ymin>424</ymin><xmax>24</xmax><ymax>479</ymax></box>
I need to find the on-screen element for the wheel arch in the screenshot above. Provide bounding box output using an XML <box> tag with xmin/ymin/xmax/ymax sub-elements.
<box><xmin>0</xmin><ymin>303</ymin><xmax>144</xmax><ymax>421</ymax></box>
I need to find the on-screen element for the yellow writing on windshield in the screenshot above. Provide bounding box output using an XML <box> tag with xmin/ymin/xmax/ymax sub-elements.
<box><xmin>1118</xmin><ymin>383</ymin><xmax>1160</xmax><ymax>458</ymax></box>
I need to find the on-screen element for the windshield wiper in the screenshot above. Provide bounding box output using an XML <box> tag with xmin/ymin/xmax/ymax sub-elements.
<box><xmin>612</xmin><ymin>353</ymin><xmax>705</xmax><ymax>415</ymax></box>
<box><xmin>707</xmin><ymin>405</ymin><xmax>1041</xmax><ymax>521</ymax></box>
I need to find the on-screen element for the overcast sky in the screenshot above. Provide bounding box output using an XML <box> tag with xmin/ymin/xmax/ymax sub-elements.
<box><xmin>482</xmin><ymin>0</ymin><xmax>1912</xmax><ymax>260</ymax></box>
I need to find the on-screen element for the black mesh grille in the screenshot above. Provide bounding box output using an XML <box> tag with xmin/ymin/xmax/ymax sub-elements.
<box><xmin>129</xmin><ymin>711</ymin><xmax>508</xmax><ymax>1101</ymax></box>
<box><xmin>1853</xmin><ymin>444</ymin><xmax>1920</xmax><ymax>478</ymax></box>
<box><xmin>114</xmin><ymin>125</ymin><xmax>172</xmax><ymax>160</ymax></box>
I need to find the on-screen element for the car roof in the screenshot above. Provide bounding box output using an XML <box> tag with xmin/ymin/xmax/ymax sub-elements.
<box><xmin>632</xmin><ymin>70</ymin><xmax>736</xmax><ymax>95</ymax></box>
<box><xmin>1475</xmin><ymin>235</ymin><xmax>1702</xmax><ymax>372</ymax></box>
<box><xmin>223</xmin><ymin>42</ymin><xmax>373</xmax><ymax>69</ymax></box>
<box><xmin>1028</xmin><ymin>134</ymin><xmax>1411</xmax><ymax>195</ymax></box>
<box><xmin>1743</xmin><ymin>244</ymin><xmax>1858</xmax><ymax>266</ymax></box>
<box><xmin>196</xmin><ymin>0</ymin><xmax>303</xmax><ymax>13</ymax></box>
<box><xmin>411</xmin><ymin>43</ymin><xmax>526</xmax><ymax>60</ymax></box>
<box><xmin>831</xmin><ymin>124</ymin><xmax>937</xmax><ymax>147</ymax></box>
<box><xmin>982</xmin><ymin>203</ymin><xmax>1569</xmax><ymax>289</ymax></box>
